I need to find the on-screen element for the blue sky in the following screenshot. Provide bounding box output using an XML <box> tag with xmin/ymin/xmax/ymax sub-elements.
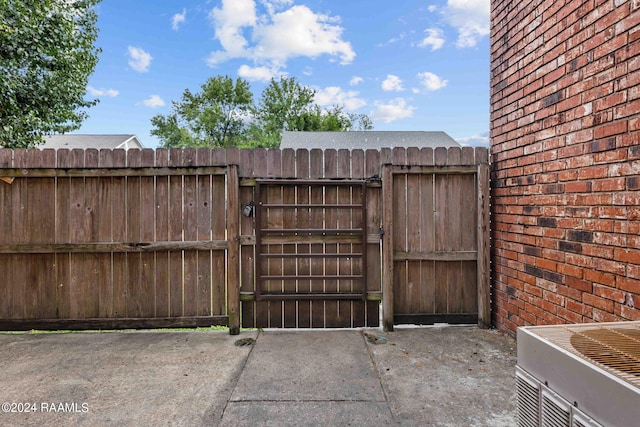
<box><xmin>78</xmin><ymin>0</ymin><xmax>490</xmax><ymax>148</ymax></box>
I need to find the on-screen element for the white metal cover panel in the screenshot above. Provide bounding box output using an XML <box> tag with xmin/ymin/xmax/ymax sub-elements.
<box><xmin>518</xmin><ymin>322</ymin><xmax>640</xmax><ymax>427</ymax></box>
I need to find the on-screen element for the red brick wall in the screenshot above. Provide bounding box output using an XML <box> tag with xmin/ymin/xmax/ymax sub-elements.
<box><xmin>490</xmin><ymin>0</ymin><xmax>640</xmax><ymax>336</ymax></box>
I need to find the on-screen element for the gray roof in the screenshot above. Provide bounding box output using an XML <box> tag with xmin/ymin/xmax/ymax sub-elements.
<box><xmin>280</xmin><ymin>131</ymin><xmax>461</xmax><ymax>150</ymax></box>
<box><xmin>41</xmin><ymin>134</ymin><xmax>144</xmax><ymax>150</ymax></box>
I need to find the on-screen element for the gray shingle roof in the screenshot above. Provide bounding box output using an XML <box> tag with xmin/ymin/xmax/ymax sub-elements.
<box><xmin>41</xmin><ymin>134</ymin><xmax>144</xmax><ymax>150</ymax></box>
<box><xmin>280</xmin><ymin>131</ymin><xmax>461</xmax><ymax>150</ymax></box>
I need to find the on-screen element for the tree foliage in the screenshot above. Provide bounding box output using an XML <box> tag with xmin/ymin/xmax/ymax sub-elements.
<box><xmin>0</xmin><ymin>0</ymin><xmax>101</xmax><ymax>148</ymax></box>
<box><xmin>151</xmin><ymin>76</ymin><xmax>253</xmax><ymax>148</ymax></box>
<box><xmin>152</xmin><ymin>75</ymin><xmax>374</xmax><ymax>148</ymax></box>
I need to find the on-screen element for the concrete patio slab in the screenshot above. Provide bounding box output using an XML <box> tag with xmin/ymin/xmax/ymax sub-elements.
<box><xmin>0</xmin><ymin>331</ymin><xmax>257</xmax><ymax>426</ymax></box>
<box><xmin>0</xmin><ymin>326</ymin><xmax>517</xmax><ymax>426</ymax></box>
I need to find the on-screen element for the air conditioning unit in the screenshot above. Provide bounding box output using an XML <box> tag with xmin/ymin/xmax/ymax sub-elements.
<box><xmin>516</xmin><ymin>321</ymin><xmax>640</xmax><ymax>427</ymax></box>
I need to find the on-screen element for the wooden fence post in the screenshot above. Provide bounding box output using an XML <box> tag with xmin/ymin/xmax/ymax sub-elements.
<box><xmin>477</xmin><ymin>160</ymin><xmax>491</xmax><ymax>328</ymax></box>
<box><xmin>381</xmin><ymin>163</ymin><xmax>394</xmax><ymax>332</ymax></box>
<box><xmin>227</xmin><ymin>164</ymin><xmax>240</xmax><ymax>335</ymax></box>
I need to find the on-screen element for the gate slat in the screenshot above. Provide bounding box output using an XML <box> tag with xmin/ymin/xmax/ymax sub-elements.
<box><xmin>139</xmin><ymin>152</ymin><xmax>156</xmax><ymax>318</ymax></box>
<box><xmin>295</xmin><ymin>149</ymin><xmax>311</xmax><ymax>328</ymax></box>
<box><xmin>351</xmin><ymin>149</ymin><xmax>365</xmax><ymax>327</ymax></box>
<box><xmin>406</xmin><ymin>169</ymin><xmax>422</xmax><ymax>315</ymax></box>
<box><xmin>281</xmin><ymin>149</ymin><xmax>297</xmax><ymax>327</ymax></box>
<box><xmin>393</xmin><ymin>170</ymin><xmax>408</xmax><ymax>317</ymax></box>
<box><xmin>309</xmin><ymin>149</ymin><xmax>324</xmax><ymax>327</ymax></box>
<box><xmin>323</xmin><ymin>150</ymin><xmax>338</xmax><ymax>327</ymax></box>
<box><xmin>334</xmin><ymin>149</ymin><xmax>353</xmax><ymax>327</ymax></box>
<box><xmin>169</xmin><ymin>149</ymin><xmax>184</xmax><ymax>317</ymax></box>
<box><xmin>239</xmin><ymin>149</ymin><xmax>255</xmax><ymax>328</ymax></box>
<box><xmin>253</xmin><ymin>149</ymin><xmax>269</xmax><ymax>328</ymax></box>
<box><xmin>266</xmin><ymin>149</ymin><xmax>283</xmax><ymax>328</ymax></box>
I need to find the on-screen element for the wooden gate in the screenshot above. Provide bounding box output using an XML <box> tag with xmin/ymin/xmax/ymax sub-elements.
<box><xmin>381</xmin><ymin>148</ymin><xmax>490</xmax><ymax>331</ymax></box>
<box><xmin>239</xmin><ymin>149</ymin><xmax>382</xmax><ymax>328</ymax></box>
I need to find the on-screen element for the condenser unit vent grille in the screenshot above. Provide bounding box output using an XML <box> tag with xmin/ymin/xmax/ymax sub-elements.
<box><xmin>530</xmin><ymin>322</ymin><xmax>640</xmax><ymax>388</ymax></box>
<box><xmin>516</xmin><ymin>370</ymin><xmax>539</xmax><ymax>427</ymax></box>
<box><xmin>541</xmin><ymin>388</ymin><xmax>571</xmax><ymax>427</ymax></box>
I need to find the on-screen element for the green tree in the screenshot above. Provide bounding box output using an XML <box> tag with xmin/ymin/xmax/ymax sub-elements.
<box><xmin>152</xmin><ymin>76</ymin><xmax>253</xmax><ymax>148</ymax></box>
<box><xmin>0</xmin><ymin>0</ymin><xmax>101</xmax><ymax>148</ymax></box>
<box><xmin>254</xmin><ymin>76</ymin><xmax>316</xmax><ymax>135</ymax></box>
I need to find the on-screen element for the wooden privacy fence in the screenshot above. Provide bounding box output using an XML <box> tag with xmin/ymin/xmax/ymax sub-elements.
<box><xmin>0</xmin><ymin>146</ymin><xmax>489</xmax><ymax>333</ymax></box>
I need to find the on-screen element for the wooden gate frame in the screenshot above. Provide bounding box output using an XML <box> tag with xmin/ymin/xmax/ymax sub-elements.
<box><xmin>381</xmin><ymin>162</ymin><xmax>490</xmax><ymax>331</ymax></box>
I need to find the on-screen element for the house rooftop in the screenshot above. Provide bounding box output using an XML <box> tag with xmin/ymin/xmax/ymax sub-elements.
<box><xmin>41</xmin><ymin>134</ymin><xmax>144</xmax><ymax>150</ymax></box>
<box><xmin>280</xmin><ymin>131</ymin><xmax>461</xmax><ymax>150</ymax></box>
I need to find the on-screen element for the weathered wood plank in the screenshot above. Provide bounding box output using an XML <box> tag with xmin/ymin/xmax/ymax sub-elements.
<box><xmin>266</xmin><ymin>150</ymin><xmax>283</xmax><ymax>328</ymax></box>
<box><xmin>381</xmin><ymin>164</ymin><xmax>394</xmax><ymax>331</ymax></box>
<box><xmin>295</xmin><ymin>150</ymin><xmax>311</xmax><ymax>328</ymax></box>
<box><xmin>477</xmin><ymin>162</ymin><xmax>491</xmax><ymax>328</ymax></box>
<box><xmin>393</xmin><ymin>251</ymin><xmax>478</xmax><ymax>261</ymax></box>
<box><xmin>239</xmin><ymin>150</ymin><xmax>255</xmax><ymax>328</ymax></box>
<box><xmin>0</xmin><ymin>316</ymin><xmax>229</xmax><ymax>331</ymax></box>
<box><xmin>323</xmin><ymin>150</ymin><xmax>339</xmax><ymax>328</ymax></box>
<box><xmin>168</xmin><ymin>173</ymin><xmax>183</xmax><ymax>317</ymax></box>
<box><xmin>0</xmin><ymin>166</ymin><xmax>228</xmax><ymax>177</ymax></box>
<box><xmin>196</xmin><ymin>158</ymin><xmax>213</xmax><ymax>317</ymax></box>
<box><xmin>182</xmin><ymin>169</ymin><xmax>198</xmax><ymax>317</ymax></box>
<box><xmin>281</xmin><ymin>150</ymin><xmax>297</xmax><ymax>328</ymax></box>
<box><xmin>155</xmin><ymin>172</ymin><xmax>170</xmax><ymax>318</ymax></box>
<box><xmin>226</xmin><ymin>165</ymin><xmax>240</xmax><ymax>334</ymax></box>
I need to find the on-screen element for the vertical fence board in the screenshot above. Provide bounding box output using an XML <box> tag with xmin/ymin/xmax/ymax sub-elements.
<box><xmin>365</xmin><ymin>149</ymin><xmax>381</xmax><ymax>326</ymax></box>
<box><xmin>212</xmin><ymin>174</ymin><xmax>226</xmax><ymax>316</ymax></box>
<box><xmin>334</xmin><ymin>150</ymin><xmax>352</xmax><ymax>327</ymax></box>
<box><xmin>351</xmin><ymin>150</ymin><xmax>366</xmax><ymax>327</ymax></box>
<box><xmin>295</xmin><ymin>149</ymin><xmax>311</xmax><ymax>328</ymax></box>
<box><xmin>405</xmin><ymin>171</ymin><xmax>422</xmax><ymax>315</ymax></box>
<box><xmin>477</xmin><ymin>161</ymin><xmax>491</xmax><ymax>328</ymax></box>
<box><xmin>196</xmin><ymin>150</ymin><xmax>213</xmax><ymax>317</ymax></box>
<box><xmin>252</xmin><ymin>149</ymin><xmax>269</xmax><ymax>328</ymax></box>
<box><xmin>155</xmin><ymin>151</ymin><xmax>170</xmax><ymax>318</ymax></box>
<box><xmin>381</xmin><ymin>164</ymin><xmax>394</xmax><ymax>331</ymax></box>
<box><xmin>323</xmin><ymin>150</ymin><xmax>338</xmax><ymax>328</ymax></box>
<box><xmin>266</xmin><ymin>149</ymin><xmax>283</xmax><ymax>328</ymax></box>
<box><xmin>309</xmin><ymin>149</ymin><xmax>324</xmax><ymax>327</ymax></box>
<box><xmin>419</xmin><ymin>173</ymin><xmax>436</xmax><ymax>314</ymax></box>
<box><xmin>226</xmin><ymin>165</ymin><xmax>240</xmax><ymax>334</ymax></box>
<box><xmin>168</xmin><ymin>172</ymin><xmax>183</xmax><ymax>317</ymax></box>
<box><xmin>393</xmin><ymin>172</ymin><xmax>408</xmax><ymax>317</ymax></box>
<box><xmin>281</xmin><ymin>149</ymin><xmax>297</xmax><ymax>327</ymax></box>
<box><xmin>239</xmin><ymin>150</ymin><xmax>255</xmax><ymax>328</ymax></box>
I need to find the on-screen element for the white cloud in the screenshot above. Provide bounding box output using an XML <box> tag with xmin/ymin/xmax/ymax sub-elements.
<box><xmin>415</xmin><ymin>72</ymin><xmax>448</xmax><ymax>92</ymax></box>
<box><xmin>370</xmin><ymin>98</ymin><xmax>415</xmax><ymax>123</ymax></box>
<box><xmin>350</xmin><ymin>76</ymin><xmax>363</xmax><ymax>86</ymax></box>
<box><xmin>143</xmin><ymin>95</ymin><xmax>165</xmax><ymax>108</ymax></box>
<box><xmin>377</xmin><ymin>32</ymin><xmax>406</xmax><ymax>47</ymax></box>
<box><xmin>418</xmin><ymin>28</ymin><xmax>445</xmax><ymax>50</ymax></box>
<box><xmin>314</xmin><ymin>86</ymin><xmax>367</xmax><ymax>111</ymax></box>
<box><xmin>382</xmin><ymin>75</ymin><xmax>404</xmax><ymax>92</ymax></box>
<box><xmin>456</xmin><ymin>131</ymin><xmax>489</xmax><ymax>147</ymax></box>
<box><xmin>445</xmin><ymin>0</ymin><xmax>490</xmax><ymax>48</ymax></box>
<box><xmin>238</xmin><ymin>64</ymin><xmax>277</xmax><ymax>81</ymax></box>
<box><xmin>427</xmin><ymin>5</ymin><xmax>438</xmax><ymax>13</ymax></box>
<box><xmin>128</xmin><ymin>46</ymin><xmax>152</xmax><ymax>72</ymax></box>
<box><xmin>208</xmin><ymin>0</ymin><xmax>257</xmax><ymax>65</ymax></box>
<box><xmin>207</xmin><ymin>1</ymin><xmax>354</xmax><ymax>72</ymax></box>
<box><xmin>87</xmin><ymin>86</ymin><xmax>119</xmax><ymax>97</ymax></box>
<box><xmin>172</xmin><ymin>9</ymin><xmax>186</xmax><ymax>31</ymax></box>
